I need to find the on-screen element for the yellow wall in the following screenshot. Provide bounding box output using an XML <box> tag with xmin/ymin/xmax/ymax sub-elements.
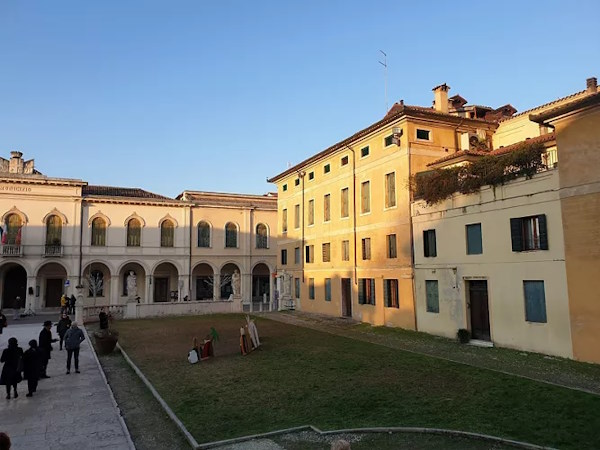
<box><xmin>553</xmin><ymin>107</ymin><xmax>600</xmax><ymax>363</ymax></box>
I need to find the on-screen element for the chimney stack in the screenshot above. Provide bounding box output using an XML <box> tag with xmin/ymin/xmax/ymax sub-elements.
<box><xmin>432</xmin><ymin>83</ymin><xmax>450</xmax><ymax>113</ymax></box>
<box><xmin>587</xmin><ymin>77</ymin><xmax>598</xmax><ymax>93</ymax></box>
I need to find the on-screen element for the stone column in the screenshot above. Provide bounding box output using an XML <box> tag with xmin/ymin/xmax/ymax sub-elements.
<box><xmin>26</xmin><ymin>275</ymin><xmax>36</xmax><ymax>312</ymax></box>
<box><xmin>213</xmin><ymin>272</ymin><xmax>220</xmax><ymax>301</ymax></box>
<box><xmin>110</xmin><ymin>274</ymin><xmax>119</xmax><ymax>306</ymax></box>
<box><xmin>269</xmin><ymin>272</ymin><xmax>275</xmax><ymax>312</ymax></box>
<box><xmin>145</xmin><ymin>275</ymin><xmax>152</xmax><ymax>304</ymax></box>
<box><xmin>242</xmin><ymin>272</ymin><xmax>251</xmax><ymax>306</ymax></box>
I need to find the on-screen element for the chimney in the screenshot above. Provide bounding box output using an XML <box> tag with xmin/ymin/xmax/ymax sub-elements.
<box><xmin>586</xmin><ymin>77</ymin><xmax>597</xmax><ymax>93</ymax></box>
<box><xmin>432</xmin><ymin>83</ymin><xmax>450</xmax><ymax>113</ymax></box>
<box><xmin>9</xmin><ymin>151</ymin><xmax>24</xmax><ymax>174</ymax></box>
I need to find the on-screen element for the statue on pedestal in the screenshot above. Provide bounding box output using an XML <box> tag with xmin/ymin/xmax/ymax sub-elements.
<box><xmin>231</xmin><ymin>270</ymin><xmax>241</xmax><ymax>296</ymax></box>
<box><xmin>126</xmin><ymin>271</ymin><xmax>137</xmax><ymax>300</ymax></box>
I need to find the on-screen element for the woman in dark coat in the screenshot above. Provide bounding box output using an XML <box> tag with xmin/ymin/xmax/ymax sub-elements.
<box><xmin>0</xmin><ymin>337</ymin><xmax>23</xmax><ymax>399</ymax></box>
<box><xmin>22</xmin><ymin>339</ymin><xmax>42</xmax><ymax>397</ymax></box>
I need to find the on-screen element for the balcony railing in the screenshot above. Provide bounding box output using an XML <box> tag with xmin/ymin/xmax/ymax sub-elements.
<box><xmin>44</xmin><ymin>244</ymin><xmax>63</xmax><ymax>257</ymax></box>
<box><xmin>542</xmin><ymin>148</ymin><xmax>558</xmax><ymax>169</ymax></box>
<box><xmin>2</xmin><ymin>244</ymin><xmax>22</xmax><ymax>257</ymax></box>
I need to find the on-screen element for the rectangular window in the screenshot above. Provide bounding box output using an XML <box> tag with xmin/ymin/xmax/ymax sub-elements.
<box><xmin>309</xmin><ymin>278</ymin><xmax>315</xmax><ymax>300</ymax></box>
<box><xmin>362</xmin><ymin>237</ymin><xmax>371</xmax><ymax>260</ymax></box>
<box><xmin>385</xmin><ymin>172</ymin><xmax>396</xmax><ymax>208</ymax></box>
<box><xmin>322</xmin><ymin>243</ymin><xmax>331</xmax><ymax>262</ymax></box>
<box><xmin>281</xmin><ymin>249</ymin><xmax>287</xmax><ymax>265</ymax></box>
<box><xmin>387</xmin><ymin>234</ymin><xmax>397</xmax><ymax>258</ymax></box>
<box><xmin>305</xmin><ymin>245</ymin><xmax>314</xmax><ymax>263</ymax></box>
<box><xmin>308</xmin><ymin>171</ymin><xmax>314</xmax><ymax>180</ymax></box>
<box><xmin>361</xmin><ymin>146</ymin><xmax>370</xmax><ymax>158</ymax></box>
<box><xmin>466</xmin><ymin>223</ymin><xmax>483</xmax><ymax>255</ymax></box>
<box><xmin>295</xmin><ymin>178</ymin><xmax>300</xmax><ymax>186</ymax></box>
<box><xmin>384</xmin><ymin>279</ymin><xmax>399</xmax><ymax>308</ymax></box>
<box><xmin>417</xmin><ymin>129</ymin><xmax>431</xmax><ymax>140</ymax></box>
<box><xmin>426</xmin><ymin>280</ymin><xmax>439</xmax><ymax>313</ymax></box>
<box><xmin>325</xmin><ymin>278</ymin><xmax>332</xmax><ymax>301</ymax></box>
<box><xmin>341</xmin><ymin>188</ymin><xmax>349</xmax><ymax>218</ymax></box>
<box><xmin>324</xmin><ymin>163</ymin><xmax>331</xmax><ymax>174</ymax></box>
<box><xmin>294</xmin><ymin>204</ymin><xmax>300</xmax><ymax>229</ymax></box>
<box><xmin>294</xmin><ymin>247</ymin><xmax>300</xmax><ymax>264</ymax></box>
<box><xmin>524</xmin><ymin>281</ymin><xmax>547</xmax><ymax>323</ymax></box>
<box><xmin>282</xmin><ymin>209</ymin><xmax>288</xmax><ymax>233</ymax></box>
<box><xmin>308</xmin><ymin>199</ymin><xmax>315</xmax><ymax>226</ymax></box>
<box><xmin>282</xmin><ymin>184</ymin><xmax>287</xmax><ymax>192</ymax></box>
<box><xmin>321</xmin><ymin>194</ymin><xmax>330</xmax><ymax>222</ymax></box>
<box><xmin>423</xmin><ymin>229</ymin><xmax>437</xmax><ymax>257</ymax></box>
<box><xmin>361</xmin><ymin>181</ymin><xmax>370</xmax><ymax>214</ymax></box>
<box><xmin>342</xmin><ymin>240</ymin><xmax>350</xmax><ymax>261</ymax></box>
<box><xmin>341</xmin><ymin>155</ymin><xmax>349</xmax><ymax>166</ymax></box>
<box><xmin>510</xmin><ymin>215</ymin><xmax>548</xmax><ymax>252</ymax></box>
<box><xmin>294</xmin><ymin>278</ymin><xmax>300</xmax><ymax>299</ymax></box>
<box><xmin>384</xmin><ymin>134</ymin><xmax>394</xmax><ymax>147</ymax></box>
<box><xmin>358</xmin><ymin>278</ymin><xmax>376</xmax><ymax>305</ymax></box>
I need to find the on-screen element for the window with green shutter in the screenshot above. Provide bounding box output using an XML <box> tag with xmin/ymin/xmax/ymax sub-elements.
<box><xmin>510</xmin><ymin>215</ymin><xmax>548</xmax><ymax>252</ymax></box>
<box><xmin>426</xmin><ymin>280</ymin><xmax>439</xmax><ymax>313</ymax></box>
<box><xmin>384</xmin><ymin>279</ymin><xmax>399</xmax><ymax>308</ymax></box>
<box><xmin>358</xmin><ymin>278</ymin><xmax>375</xmax><ymax>305</ymax></box>
<box><xmin>466</xmin><ymin>223</ymin><xmax>482</xmax><ymax>254</ymax></box>
<box><xmin>524</xmin><ymin>280</ymin><xmax>547</xmax><ymax>323</ymax></box>
<box><xmin>423</xmin><ymin>229</ymin><xmax>437</xmax><ymax>257</ymax></box>
<box><xmin>309</xmin><ymin>278</ymin><xmax>315</xmax><ymax>299</ymax></box>
<box><xmin>325</xmin><ymin>278</ymin><xmax>331</xmax><ymax>301</ymax></box>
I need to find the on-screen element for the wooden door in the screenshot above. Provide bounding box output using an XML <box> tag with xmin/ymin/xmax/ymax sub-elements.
<box><xmin>341</xmin><ymin>278</ymin><xmax>352</xmax><ymax>317</ymax></box>
<box><xmin>469</xmin><ymin>280</ymin><xmax>490</xmax><ymax>341</ymax></box>
<box><xmin>154</xmin><ymin>277</ymin><xmax>169</xmax><ymax>303</ymax></box>
<box><xmin>45</xmin><ymin>278</ymin><xmax>63</xmax><ymax>307</ymax></box>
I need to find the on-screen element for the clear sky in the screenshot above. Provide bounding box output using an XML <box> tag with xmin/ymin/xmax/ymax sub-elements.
<box><xmin>1</xmin><ymin>1</ymin><xmax>598</xmax><ymax>198</ymax></box>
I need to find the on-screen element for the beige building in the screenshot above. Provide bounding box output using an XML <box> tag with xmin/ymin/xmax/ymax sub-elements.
<box><xmin>0</xmin><ymin>152</ymin><xmax>277</xmax><ymax>312</ymax></box>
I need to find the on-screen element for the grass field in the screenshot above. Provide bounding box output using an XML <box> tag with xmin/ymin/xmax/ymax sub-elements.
<box><xmin>113</xmin><ymin>314</ymin><xmax>600</xmax><ymax>448</ymax></box>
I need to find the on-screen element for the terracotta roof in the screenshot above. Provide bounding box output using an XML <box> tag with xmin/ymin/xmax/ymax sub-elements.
<box><xmin>529</xmin><ymin>92</ymin><xmax>600</xmax><ymax>123</ymax></box>
<box><xmin>427</xmin><ymin>150</ymin><xmax>490</xmax><ymax>167</ymax></box>
<box><xmin>83</xmin><ymin>185</ymin><xmax>175</xmax><ymax>201</ymax></box>
<box><xmin>490</xmin><ymin>132</ymin><xmax>556</xmax><ymax>156</ymax></box>
<box><xmin>499</xmin><ymin>89</ymin><xmax>592</xmax><ymax>123</ymax></box>
<box><xmin>268</xmin><ymin>104</ymin><xmax>497</xmax><ymax>183</ymax></box>
<box><xmin>179</xmin><ymin>191</ymin><xmax>277</xmax><ymax>209</ymax></box>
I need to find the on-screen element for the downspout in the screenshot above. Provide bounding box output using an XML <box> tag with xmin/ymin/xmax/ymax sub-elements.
<box><xmin>188</xmin><ymin>199</ymin><xmax>192</xmax><ymax>302</ymax></box>
<box><xmin>249</xmin><ymin>206</ymin><xmax>254</xmax><ymax>302</ymax></box>
<box><xmin>344</xmin><ymin>145</ymin><xmax>358</xmax><ymax>285</ymax></box>
<box><xmin>297</xmin><ymin>170</ymin><xmax>306</xmax><ymax>283</ymax></box>
<box><xmin>78</xmin><ymin>198</ymin><xmax>84</xmax><ymax>285</ymax></box>
<box><xmin>407</xmin><ymin>136</ymin><xmax>418</xmax><ymax>331</ymax></box>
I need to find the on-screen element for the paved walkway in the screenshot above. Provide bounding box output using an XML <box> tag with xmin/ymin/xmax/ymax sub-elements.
<box><xmin>0</xmin><ymin>323</ymin><xmax>134</xmax><ymax>449</ymax></box>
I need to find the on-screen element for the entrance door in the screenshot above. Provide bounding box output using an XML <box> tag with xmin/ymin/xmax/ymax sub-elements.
<box><xmin>2</xmin><ymin>266</ymin><xmax>27</xmax><ymax>309</ymax></box>
<box><xmin>469</xmin><ymin>280</ymin><xmax>490</xmax><ymax>341</ymax></box>
<box><xmin>154</xmin><ymin>277</ymin><xmax>169</xmax><ymax>303</ymax></box>
<box><xmin>341</xmin><ymin>278</ymin><xmax>352</xmax><ymax>317</ymax></box>
<box><xmin>45</xmin><ymin>278</ymin><xmax>63</xmax><ymax>307</ymax></box>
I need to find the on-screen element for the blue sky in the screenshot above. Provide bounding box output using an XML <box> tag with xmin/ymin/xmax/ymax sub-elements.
<box><xmin>0</xmin><ymin>1</ymin><xmax>598</xmax><ymax>197</ymax></box>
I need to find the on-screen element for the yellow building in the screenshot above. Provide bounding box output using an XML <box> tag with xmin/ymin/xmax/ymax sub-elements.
<box><xmin>268</xmin><ymin>84</ymin><xmax>497</xmax><ymax>327</ymax></box>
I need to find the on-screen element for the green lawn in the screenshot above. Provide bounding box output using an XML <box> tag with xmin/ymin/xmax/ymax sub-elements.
<box><xmin>114</xmin><ymin>314</ymin><xmax>600</xmax><ymax>449</ymax></box>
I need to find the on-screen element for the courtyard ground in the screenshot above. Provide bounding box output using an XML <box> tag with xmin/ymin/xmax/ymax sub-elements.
<box><xmin>111</xmin><ymin>313</ymin><xmax>600</xmax><ymax>449</ymax></box>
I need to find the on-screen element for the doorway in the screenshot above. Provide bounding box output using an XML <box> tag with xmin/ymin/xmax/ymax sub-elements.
<box><xmin>154</xmin><ymin>277</ymin><xmax>169</xmax><ymax>302</ymax></box>
<box><xmin>2</xmin><ymin>265</ymin><xmax>27</xmax><ymax>309</ymax></box>
<box><xmin>45</xmin><ymin>278</ymin><xmax>63</xmax><ymax>307</ymax></box>
<box><xmin>469</xmin><ymin>280</ymin><xmax>490</xmax><ymax>341</ymax></box>
<box><xmin>341</xmin><ymin>278</ymin><xmax>352</xmax><ymax>318</ymax></box>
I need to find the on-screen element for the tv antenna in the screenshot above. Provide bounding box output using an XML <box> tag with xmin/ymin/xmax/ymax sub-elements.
<box><xmin>378</xmin><ymin>50</ymin><xmax>388</xmax><ymax>112</ymax></box>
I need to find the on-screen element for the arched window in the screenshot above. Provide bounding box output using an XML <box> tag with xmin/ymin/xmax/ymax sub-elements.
<box><xmin>127</xmin><ymin>218</ymin><xmax>141</xmax><ymax>247</ymax></box>
<box><xmin>198</xmin><ymin>221</ymin><xmax>210</xmax><ymax>248</ymax></box>
<box><xmin>161</xmin><ymin>220</ymin><xmax>174</xmax><ymax>247</ymax></box>
<box><xmin>256</xmin><ymin>223</ymin><xmax>268</xmax><ymax>249</ymax></box>
<box><xmin>225</xmin><ymin>222</ymin><xmax>237</xmax><ymax>248</ymax></box>
<box><xmin>91</xmin><ymin>217</ymin><xmax>106</xmax><ymax>246</ymax></box>
<box><xmin>45</xmin><ymin>215</ymin><xmax>62</xmax><ymax>246</ymax></box>
<box><xmin>3</xmin><ymin>214</ymin><xmax>23</xmax><ymax>245</ymax></box>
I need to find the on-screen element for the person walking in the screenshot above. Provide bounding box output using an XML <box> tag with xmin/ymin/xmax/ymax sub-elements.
<box><xmin>38</xmin><ymin>320</ymin><xmax>57</xmax><ymax>378</ymax></box>
<box><xmin>0</xmin><ymin>337</ymin><xmax>23</xmax><ymax>399</ymax></box>
<box><xmin>60</xmin><ymin>294</ymin><xmax>67</xmax><ymax>314</ymax></box>
<box><xmin>64</xmin><ymin>321</ymin><xmax>85</xmax><ymax>374</ymax></box>
<box><xmin>56</xmin><ymin>313</ymin><xmax>72</xmax><ymax>351</ymax></box>
<box><xmin>69</xmin><ymin>294</ymin><xmax>77</xmax><ymax>315</ymax></box>
<box><xmin>0</xmin><ymin>309</ymin><xmax>7</xmax><ymax>334</ymax></box>
<box><xmin>22</xmin><ymin>339</ymin><xmax>41</xmax><ymax>397</ymax></box>
<box><xmin>0</xmin><ymin>432</ymin><xmax>11</xmax><ymax>450</ymax></box>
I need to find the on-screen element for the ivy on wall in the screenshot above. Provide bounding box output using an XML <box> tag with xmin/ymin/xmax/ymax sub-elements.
<box><xmin>412</xmin><ymin>143</ymin><xmax>545</xmax><ymax>205</ymax></box>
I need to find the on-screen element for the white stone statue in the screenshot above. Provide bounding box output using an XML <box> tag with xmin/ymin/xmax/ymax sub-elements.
<box><xmin>126</xmin><ymin>270</ymin><xmax>137</xmax><ymax>298</ymax></box>
<box><xmin>231</xmin><ymin>269</ymin><xmax>241</xmax><ymax>296</ymax></box>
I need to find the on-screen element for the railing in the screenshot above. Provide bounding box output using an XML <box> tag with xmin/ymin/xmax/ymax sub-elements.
<box><xmin>1</xmin><ymin>244</ymin><xmax>22</xmax><ymax>257</ymax></box>
<box><xmin>82</xmin><ymin>305</ymin><xmax>126</xmax><ymax>324</ymax></box>
<box><xmin>542</xmin><ymin>148</ymin><xmax>558</xmax><ymax>169</ymax></box>
<box><xmin>44</xmin><ymin>244</ymin><xmax>63</xmax><ymax>257</ymax></box>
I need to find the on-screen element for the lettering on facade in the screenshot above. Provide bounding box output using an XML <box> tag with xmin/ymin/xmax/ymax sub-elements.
<box><xmin>0</xmin><ymin>185</ymin><xmax>32</xmax><ymax>192</ymax></box>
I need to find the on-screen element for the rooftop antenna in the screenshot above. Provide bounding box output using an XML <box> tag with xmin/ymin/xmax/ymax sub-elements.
<box><xmin>378</xmin><ymin>50</ymin><xmax>388</xmax><ymax>112</ymax></box>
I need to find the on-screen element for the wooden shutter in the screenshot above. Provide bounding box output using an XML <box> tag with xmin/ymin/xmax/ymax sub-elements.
<box><xmin>510</xmin><ymin>218</ymin><xmax>523</xmax><ymax>252</ymax></box>
<box><xmin>384</xmin><ymin>280</ymin><xmax>389</xmax><ymax>307</ymax></box>
<box><xmin>538</xmin><ymin>215</ymin><xmax>549</xmax><ymax>250</ymax></box>
<box><xmin>358</xmin><ymin>279</ymin><xmax>365</xmax><ymax>304</ymax></box>
<box><xmin>370</xmin><ymin>279</ymin><xmax>376</xmax><ymax>305</ymax></box>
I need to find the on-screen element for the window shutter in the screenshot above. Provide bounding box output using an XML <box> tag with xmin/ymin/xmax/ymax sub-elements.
<box><xmin>538</xmin><ymin>215</ymin><xmax>549</xmax><ymax>250</ymax></box>
<box><xmin>358</xmin><ymin>279</ymin><xmax>365</xmax><ymax>304</ymax></box>
<box><xmin>423</xmin><ymin>230</ymin><xmax>429</xmax><ymax>256</ymax></box>
<box><xmin>430</xmin><ymin>231</ymin><xmax>437</xmax><ymax>257</ymax></box>
<box><xmin>370</xmin><ymin>279</ymin><xmax>376</xmax><ymax>305</ymax></box>
<box><xmin>384</xmin><ymin>280</ymin><xmax>389</xmax><ymax>307</ymax></box>
<box><xmin>510</xmin><ymin>218</ymin><xmax>523</xmax><ymax>252</ymax></box>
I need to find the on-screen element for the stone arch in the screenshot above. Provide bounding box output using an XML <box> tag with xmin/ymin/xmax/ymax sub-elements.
<box><xmin>1</xmin><ymin>206</ymin><xmax>28</xmax><ymax>224</ymax></box>
<box><xmin>152</xmin><ymin>261</ymin><xmax>180</xmax><ymax>302</ymax></box>
<box><xmin>42</xmin><ymin>208</ymin><xmax>68</xmax><ymax>225</ymax></box>
<box><xmin>87</xmin><ymin>211</ymin><xmax>111</xmax><ymax>227</ymax></box>
<box><xmin>158</xmin><ymin>214</ymin><xmax>178</xmax><ymax>228</ymax></box>
<box><xmin>224</xmin><ymin>221</ymin><xmax>239</xmax><ymax>248</ymax></box>
<box><xmin>192</xmin><ymin>261</ymin><xmax>216</xmax><ymax>300</ymax></box>
<box><xmin>118</xmin><ymin>261</ymin><xmax>147</xmax><ymax>303</ymax></box>
<box><xmin>0</xmin><ymin>262</ymin><xmax>28</xmax><ymax>309</ymax></box>
<box><xmin>123</xmin><ymin>212</ymin><xmax>146</xmax><ymax>228</ymax></box>
<box><xmin>35</xmin><ymin>262</ymin><xmax>69</xmax><ymax>308</ymax></box>
<box><xmin>255</xmin><ymin>222</ymin><xmax>269</xmax><ymax>248</ymax></box>
<box><xmin>251</xmin><ymin>262</ymin><xmax>271</xmax><ymax>302</ymax></box>
<box><xmin>82</xmin><ymin>261</ymin><xmax>112</xmax><ymax>305</ymax></box>
<box><xmin>219</xmin><ymin>262</ymin><xmax>241</xmax><ymax>299</ymax></box>
<box><xmin>197</xmin><ymin>220</ymin><xmax>212</xmax><ymax>248</ymax></box>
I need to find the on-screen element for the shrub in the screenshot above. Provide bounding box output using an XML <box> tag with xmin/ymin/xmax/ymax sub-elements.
<box><xmin>457</xmin><ymin>328</ymin><xmax>471</xmax><ymax>344</ymax></box>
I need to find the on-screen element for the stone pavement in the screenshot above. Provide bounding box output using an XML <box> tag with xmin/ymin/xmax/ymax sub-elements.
<box><xmin>0</xmin><ymin>322</ymin><xmax>134</xmax><ymax>449</ymax></box>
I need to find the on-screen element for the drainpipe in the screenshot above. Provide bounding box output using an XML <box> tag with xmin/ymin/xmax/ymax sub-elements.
<box><xmin>78</xmin><ymin>199</ymin><xmax>84</xmax><ymax>285</ymax></box>
<box><xmin>249</xmin><ymin>206</ymin><xmax>254</xmax><ymax>303</ymax></box>
<box><xmin>407</xmin><ymin>136</ymin><xmax>419</xmax><ymax>332</ymax></box>
<box><xmin>188</xmin><ymin>201</ymin><xmax>192</xmax><ymax>301</ymax></box>
<box><xmin>344</xmin><ymin>145</ymin><xmax>358</xmax><ymax>285</ymax></box>
<box><xmin>297</xmin><ymin>170</ymin><xmax>306</xmax><ymax>283</ymax></box>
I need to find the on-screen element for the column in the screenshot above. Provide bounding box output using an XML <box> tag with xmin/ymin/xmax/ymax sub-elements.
<box><xmin>269</xmin><ymin>272</ymin><xmax>275</xmax><ymax>312</ymax></box>
<box><xmin>26</xmin><ymin>275</ymin><xmax>36</xmax><ymax>312</ymax></box>
<box><xmin>213</xmin><ymin>272</ymin><xmax>220</xmax><ymax>301</ymax></box>
<box><xmin>110</xmin><ymin>274</ymin><xmax>119</xmax><ymax>306</ymax></box>
<box><xmin>145</xmin><ymin>275</ymin><xmax>152</xmax><ymax>304</ymax></box>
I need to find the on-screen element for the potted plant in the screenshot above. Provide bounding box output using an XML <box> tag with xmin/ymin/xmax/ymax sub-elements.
<box><xmin>457</xmin><ymin>328</ymin><xmax>471</xmax><ymax>344</ymax></box>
